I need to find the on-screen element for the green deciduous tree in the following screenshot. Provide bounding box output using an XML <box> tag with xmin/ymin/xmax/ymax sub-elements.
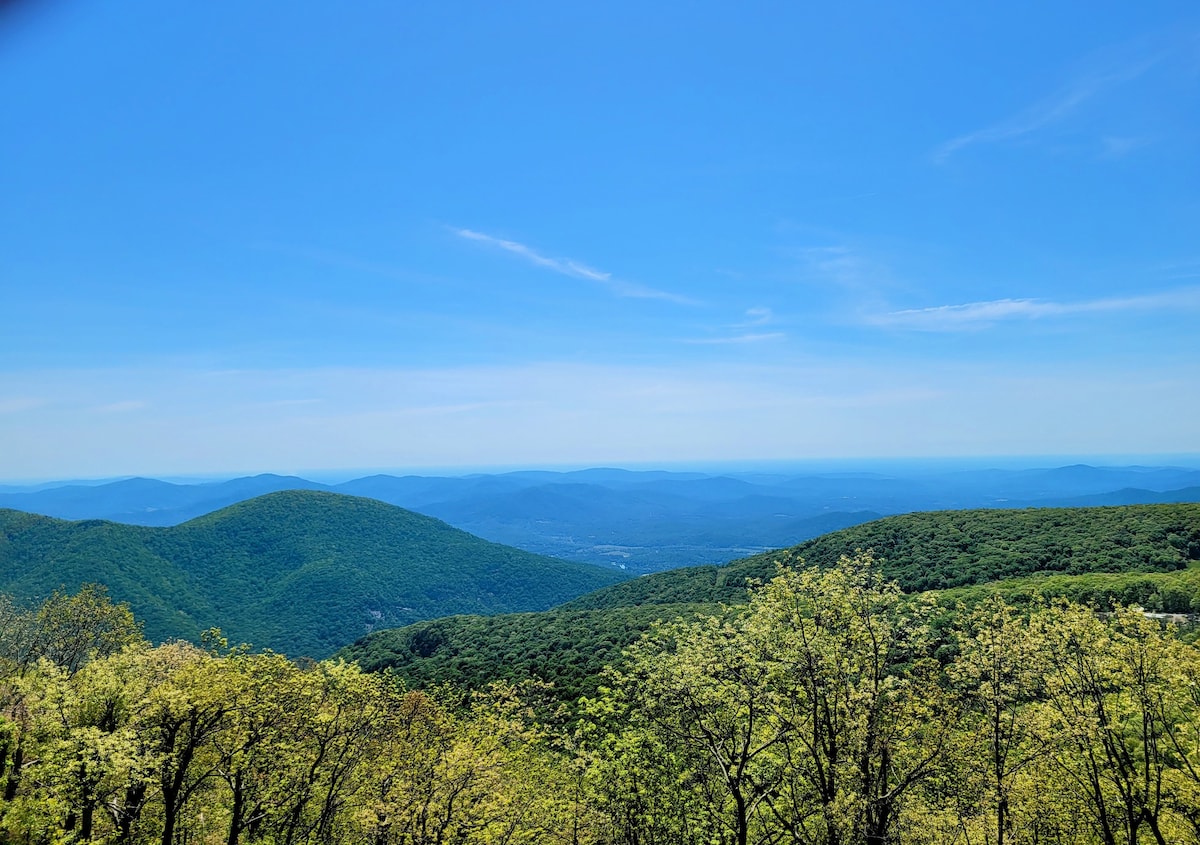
<box><xmin>1032</xmin><ymin>603</ymin><xmax>1199</xmax><ymax>845</ymax></box>
<box><xmin>590</xmin><ymin>554</ymin><xmax>954</xmax><ymax>845</ymax></box>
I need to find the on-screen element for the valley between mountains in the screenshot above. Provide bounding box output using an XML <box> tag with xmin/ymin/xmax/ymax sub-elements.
<box><xmin>0</xmin><ymin>485</ymin><xmax>1197</xmax><ymax>668</ymax></box>
<box><xmin>0</xmin><ymin>491</ymin><xmax>625</xmax><ymax>656</ymax></box>
<box><xmin>6</xmin><ymin>463</ymin><xmax>1199</xmax><ymax>573</ymax></box>
<box><xmin>2</xmin><ymin>480</ymin><xmax>1200</xmax><ymax>844</ymax></box>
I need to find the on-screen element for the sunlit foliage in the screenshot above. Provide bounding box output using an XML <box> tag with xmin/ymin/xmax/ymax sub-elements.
<box><xmin>3</xmin><ymin>559</ymin><xmax>1200</xmax><ymax>844</ymax></box>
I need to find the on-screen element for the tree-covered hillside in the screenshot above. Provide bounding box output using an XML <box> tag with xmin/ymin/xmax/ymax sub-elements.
<box><xmin>10</xmin><ymin>464</ymin><xmax>1196</xmax><ymax>573</ymax></box>
<box><xmin>562</xmin><ymin>503</ymin><xmax>1200</xmax><ymax>610</ymax></box>
<box><xmin>0</xmin><ymin>491</ymin><xmax>626</xmax><ymax>657</ymax></box>
<box><xmin>8</xmin><ymin>565</ymin><xmax>1200</xmax><ymax>845</ymax></box>
<box><xmin>786</xmin><ymin>504</ymin><xmax>1200</xmax><ymax>589</ymax></box>
<box><xmin>345</xmin><ymin>504</ymin><xmax>1200</xmax><ymax>697</ymax></box>
<box><xmin>343</xmin><ymin>602</ymin><xmax>718</xmax><ymax>703</ymax></box>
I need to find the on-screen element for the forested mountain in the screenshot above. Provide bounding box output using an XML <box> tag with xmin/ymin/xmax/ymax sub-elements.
<box><xmin>4</xmin><ymin>463</ymin><xmax>1199</xmax><ymax>572</ymax></box>
<box><xmin>343</xmin><ymin>503</ymin><xmax>1200</xmax><ymax>699</ymax></box>
<box><xmin>561</xmin><ymin>503</ymin><xmax>1200</xmax><ymax>608</ymax></box>
<box><xmin>0</xmin><ymin>491</ymin><xmax>626</xmax><ymax>656</ymax></box>
<box><xmin>4</xmin><ymin>505</ymin><xmax>1200</xmax><ymax>843</ymax></box>
<box><xmin>9</xmin><ymin>559</ymin><xmax>1200</xmax><ymax>845</ymax></box>
<box><xmin>0</xmin><ymin>473</ymin><xmax>329</xmax><ymax>524</ymax></box>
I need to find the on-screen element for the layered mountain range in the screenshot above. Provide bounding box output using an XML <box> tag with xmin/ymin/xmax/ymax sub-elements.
<box><xmin>0</xmin><ymin>490</ymin><xmax>625</xmax><ymax>657</ymax></box>
<box><xmin>342</xmin><ymin>503</ymin><xmax>1200</xmax><ymax>701</ymax></box>
<box><xmin>4</xmin><ymin>463</ymin><xmax>1198</xmax><ymax>573</ymax></box>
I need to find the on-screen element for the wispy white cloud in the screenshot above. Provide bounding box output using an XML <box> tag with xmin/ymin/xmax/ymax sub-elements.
<box><xmin>255</xmin><ymin>398</ymin><xmax>323</xmax><ymax>409</ymax></box>
<box><xmin>605</xmin><ymin>279</ymin><xmax>700</xmax><ymax>305</ymax></box>
<box><xmin>455</xmin><ymin>228</ymin><xmax>610</xmax><ymax>281</ymax></box>
<box><xmin>683</xmin><ymin>332</ymin><xmax>786</xmax><ymax>345</ymax></box>
<box><xmin>454</xmin><ymin>228</ymin><xmax>697</xmax><ymax>305</ymax></box>
<box><xmin>737</xmin><ymin>306</ymin><xmax>774</xmax><ymax>327</ymax></box>
<box><xmin>872</xmin><ymin>287</ymin><xmax>1200</xmax><ymax>331</ymax></box>
<box><xmin>92</xmin><ymin>400</ymin><xmax>147</xmax><ymax>414</ymax></box>
<box><xmin>684</xmin><ymin>307</ymin><xmax>784</xmax><ymax>344</ymax></box>
<box><xmin>800</xmin><ymin>246</ymin><xmax>871</xmax><ymax>288</ymax></box>
<box><xmin>796</xmin><ymin>245</ymin><xmax>897</xmax><ymax>297</ymax></box>
<box><xmin>933</xmin><ymin>54</ymin><xmax>1160</xmax><ymax>162</ymax></box>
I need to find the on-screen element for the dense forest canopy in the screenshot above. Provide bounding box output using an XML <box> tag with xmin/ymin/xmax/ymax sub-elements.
<box><xmin>563</xmin><ymin>504</ymin><xmax>1200</xmax><ymax>611</ymax></box>
<box><xmin>2</xmin><ymin>503</ymin><xmax>1199</xmax><ymax>842</ymax></box>
<box><xmin>0</xmin><ymin>491</ymin><xmax>625</xmax><ymax>656</ymax></box>
<box><xmin>346</xmin><ymin>504</ymin><xmax>1200</xmax><ymax>700</ymax></box>
<box><xmin>3</xmin><ymin>559</ymin><xmax>1200</xmax><ymax>845</ymax></box>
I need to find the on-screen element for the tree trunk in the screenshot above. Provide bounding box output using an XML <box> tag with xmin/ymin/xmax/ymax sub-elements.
<box><xmin>3</xmin><ymin>745</ymin><xmax>22</xmax><ymax>801</ymax></box>
<box><xmin>161</xmin><ymin>787</ymin><xmax>179</xmax><ymax>845</ymax></box>
<box><xmin>81</xmin><ymin>801</ymin><xmax>95</xmax><ymax>841</ymax></box>
<box><xmin>227</xmin><ymin>770</ymin><xmax>244</xmax><ymax>845</ymax></box>
<box><xmin>114</xmin><ymin>782</ymin><xmax>147</xmax><ymax>845</ymax></box>
<box><xmin>733</xmin><ymin>788</ymin><xmax>748</xmax><ymax>845</ymax></box>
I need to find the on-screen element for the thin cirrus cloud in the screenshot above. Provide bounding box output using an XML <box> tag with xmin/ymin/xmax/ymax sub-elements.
<box><xmin>737</xmin><ymin>306</ymin><xmax>774</xmax><ymax>327</ymax></box>
<box><xmin>92</xmin><ymin>400</ymin><xmax>148</xmax><ymax>414</ymax></box>
<box><xmin>872</xmin><ymin>287</ymin><xmax>1200</xmax><ymax>331</ymax></box>
<box><xmin>796</xmin><ymin>244</ymin><xmax>898</xmax><ymax>298</ymax></box>
<box><xmin>453</xmin><ymin>228</ymin><xmax>697</xmax><ymax>305</ymax></box>
<box><xmin>684</xmin><ymin>307</ymin><xmax>784</xmax><ymax>344</ymax></box>
<box><xmin>799</xmin><ymin>246</ymin><xmax>874</xmax><ymax>288</ymax></box>
<box><xmin>683</xmin><ymin>332</ymin><xmax>786</xmax><ymax>345</ymax></box>
<box><xmin>932</xmin><ymin>52</ymin><xmax>1161</xmax><ymax>162</ymax></box>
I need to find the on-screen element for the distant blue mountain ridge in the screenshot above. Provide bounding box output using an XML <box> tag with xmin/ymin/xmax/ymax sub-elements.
<box><xmin>2</xmin><ymin>464</ymin><xmax>1199</xmax><ymax>573</ymax></box>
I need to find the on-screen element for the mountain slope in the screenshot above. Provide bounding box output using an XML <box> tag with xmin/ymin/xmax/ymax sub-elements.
<box><xmin>342</xmin><ymin>503</ymin><xmax>1200</xmax><ymax>697</ymax></box>
<box><xmin>0</xmin><ymin>490</ymin><xmax>627</xmax><ymax>657</ymax></box>
<box><xmin>560</xmin><ymin>503</ymin><xmax>1200</xmax><ymax>610</ymax></box>
<box><xmin>6</xmin><ymin>465</ymin><xmax>1199</xmax><ymax>573</ymax></box>
<box><xmin>0</xmin><ymin>474</ymin><xmax>332</xmax><ymax>525</ymax></box>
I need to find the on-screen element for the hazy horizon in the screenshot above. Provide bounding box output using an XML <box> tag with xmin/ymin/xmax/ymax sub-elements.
<box><xmin>5</xmin><ymin>453</ymin><xmax>1200</xmax><ymax>488</ymax></box>
<box><xmin>3</xmin><ymin>3</ymin><xmax>1197</xmax><ymax>480</ymax></box>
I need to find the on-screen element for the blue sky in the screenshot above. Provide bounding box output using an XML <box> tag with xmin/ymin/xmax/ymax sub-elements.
<box><xmin>2</xmin><ymin>1</ymin><xmax>1198</xmax><ymax>479</ymax></box>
